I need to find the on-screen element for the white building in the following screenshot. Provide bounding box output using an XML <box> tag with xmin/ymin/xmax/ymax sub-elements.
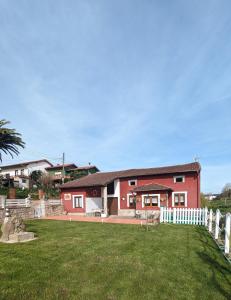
<box><xmin>0</xmin><ymin>159</ymin><xmax>53</xmax><ymax>188</ymax></box>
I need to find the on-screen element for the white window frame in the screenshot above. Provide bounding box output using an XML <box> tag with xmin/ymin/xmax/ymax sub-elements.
<box><xmin>126</xmin><ymin>193</ymin><xmax>136</xmax><ymax>207</ymax></box>
<box><xmin>72</xmin><ymin>194</ymin><xmax>84</xmax><ymax>208</ymax></box>
<box><xmin>141</xmin><ymin>194</ymin><xmax>160</xmax><ymax>208</ymax></box>
<box><xmin>172</xmin><ymin>191</ymin><xmax>187</xmax><ymax>207</ymax></box>
<box><xmin>173</xmin><ymin>175</ymin><xmax>185</xmax><ymax>183</ymax></box>
<box><xmin>128</xmin><ymin>179</ymin><xmax>137</xmax><ymax>186</ymax></box>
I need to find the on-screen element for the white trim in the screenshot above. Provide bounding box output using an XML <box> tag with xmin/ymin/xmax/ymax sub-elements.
<box><xmin>72</xmin><ymin>194</ymin><xmax>84</xmax><ymax>208</ymax></box>
<box><xmin>117</xmin><ymin>179</ymin><xmax>121</xmax><ymax>210</ymax></box>
<box><xmin>141</xmin><ymin>194</ymin><xmax>160</xmax><ymax>208</ymax></box>
<box><xmin>173</xmin><ymin>175</ymin><xmax>185</xmax><ymax>183</ymax></box>
<box><xmin>128</xmin><ymin>179</ymin><xmax>137</xmax><ymax>186</ymax></box>
<box><xmin>172</xmin><ymin>191</ymin><xmax>188</xmax><ymax>207</ymax></box>
<box><xmin>127</xmin><ymin>193</ymin><xmax>133</xmax><ymax>207</ymax></box>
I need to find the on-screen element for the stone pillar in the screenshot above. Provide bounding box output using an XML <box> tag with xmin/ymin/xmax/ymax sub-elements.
<box><xmin>101</xmin><ymin>186</ymin><xmax>108</xmax><ymax>216</ymax></box>
<box><xmin>8</xmin><ymin>188</ymin><xmax>16</xmax><ymax>199</ymax></box>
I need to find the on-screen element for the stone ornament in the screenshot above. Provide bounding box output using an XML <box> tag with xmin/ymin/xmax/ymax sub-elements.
<box><xmin>0</xmin><ymin>210</ymin><xmax>35</xmax><ymax>243</ymax></box>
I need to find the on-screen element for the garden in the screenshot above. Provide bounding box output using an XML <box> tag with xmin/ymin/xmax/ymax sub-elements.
<box><xmin>0</xmin><ymin>221</ymin><xmax>230</xmax><ymax>300</ymax></box>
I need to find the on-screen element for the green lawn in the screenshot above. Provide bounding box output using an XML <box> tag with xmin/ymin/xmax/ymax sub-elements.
<box><xmin>0</xmin><ymin>221</ymin><xmax>230</xmax><ymax>300</ymax></box>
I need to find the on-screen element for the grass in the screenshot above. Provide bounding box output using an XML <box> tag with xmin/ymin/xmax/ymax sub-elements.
<box><xmin>0</xmin><ymin>220</ymin><xmax>230</xmax><ymax>300</ymax></box>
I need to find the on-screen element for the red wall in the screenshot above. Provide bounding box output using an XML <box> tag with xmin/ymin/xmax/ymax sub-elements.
<box><xmin>61</xmin><ymin>187</ymin><xmax>101</xmax><ymax>213</ymax></box>
<box><xmin>119</xmin><ymin>172</ymin><xmax>200</xmax><ymax>210</ymax></box>
<box><xmin>61</xmin><ymin>171</ymin><xmax>200</xmax><ymax>213</ymax></box>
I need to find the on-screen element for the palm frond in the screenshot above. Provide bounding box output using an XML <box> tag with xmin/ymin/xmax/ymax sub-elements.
<box><xmin>0</xmin><ymin>119</ymin><xmax>25</xmax><ymax>162</ymax></box>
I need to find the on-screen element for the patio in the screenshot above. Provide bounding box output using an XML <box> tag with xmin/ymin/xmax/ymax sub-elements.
<box><xmin>44</xmin><ymin>215</ymin><xmax>144</xmax><ymax>225</ymax></box>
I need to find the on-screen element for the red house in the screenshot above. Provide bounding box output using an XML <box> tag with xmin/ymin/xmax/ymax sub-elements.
<box><xmin>60</xmin><ymin>162</ymin><xmax>201</xmax><ymax>218</ymax></box>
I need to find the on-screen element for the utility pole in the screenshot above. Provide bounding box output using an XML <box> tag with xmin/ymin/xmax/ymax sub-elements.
<box><xmin>62</xmin><ymin>152</ymin><xmax>65</xmax><ymax>184</ymax></box>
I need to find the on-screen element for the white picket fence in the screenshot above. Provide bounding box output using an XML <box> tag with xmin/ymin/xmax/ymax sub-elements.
<box><xmin>160</xmin><ymin>207</ymin><xmax>231</xmax><ymax>261</ymax></box>
<box><xmin>48</xmin><ymin>199</ymin><xmax>62</xmax><ymax>206</ymax></box>
<box><xmin>160</xmin><ymin>207</ymin><xmax>208</xmax><ymax>225</ymax></box>
<box><xmin>208</xmin><ymin>209</ymin><xmax>230</xmax><ymax>256</ymax></box>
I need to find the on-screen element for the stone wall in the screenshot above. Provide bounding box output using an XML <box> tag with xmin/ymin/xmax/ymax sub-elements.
<box><xmin>0</xmin><ymin>207</ymin><xmax>35</xmax><ymax>223</ymax></box>
<box><xmin>44</xmin><ymin>204</ymin><xmax>64</xmax><ymax>216</ymax></box>
<box><xmin>0</xmin><ymin>201</ymin><xmax>64</xmax><ymax>223</ymax></box>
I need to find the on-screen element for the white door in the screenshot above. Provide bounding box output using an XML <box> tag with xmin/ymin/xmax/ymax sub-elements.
<box><xmin>85</xmin><ymin>197</ymin><xmax>102</xmax><ymax>213</ymax></box>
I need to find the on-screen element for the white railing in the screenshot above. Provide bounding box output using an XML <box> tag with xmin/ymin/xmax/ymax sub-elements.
<box><xmin>160</xmin><ymin>207</ymin><xmax>231</xmax><ymax>261</ymax></box>
<box><xmin>0</xmin><ymin>198</ymin><xmax>30</xmax><ymax>208</ymax></box>
<box><xmin>48</xmin><ymin>199</ymin><xmax>62</xmax><ymax>206</ymax></box>
<box><xmin>160</xmin><ymin>207</ymin><xmax>207</xmax><ymax>225</ymax></box>
<box><xmin>207</xmin><ymin>209</ymin><xmax>230</xmax><ymax>256</ymax></box>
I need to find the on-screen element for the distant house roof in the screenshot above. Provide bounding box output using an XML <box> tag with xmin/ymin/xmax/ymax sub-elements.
<box><xmin>0</xmin><ymin>159</ymin><xmax>53</xmax><ymax>170</ymax></box>
<box><xmin>45</xmin><ymin>164</ymin><xmax>77</xmax><ymax>171</ymax></box>
<box><xmin>68</xmin><ymin>165</ymin><xmax>100</xmax><ymax>172</ymax></box>
<box><xmin>60</xmin><ymin>162</ymin><xmax>201</xmax><ymax>189</ymax></box>
<box><xmin>132</xmin><ymin>183</ymin><xmax>172</xmax><ymax>192</ymax></box>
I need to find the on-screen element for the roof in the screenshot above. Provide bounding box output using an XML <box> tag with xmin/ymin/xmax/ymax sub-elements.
<box><xmin>46</xmin><ymin>164</ymin><xmax>77</xmax><ymax>171</ymax></box>
<box><xmin>132</xmin><ymin>183</ymin><xmax>172</xmax><ymax>192</ymax></box>
<box><xmin>0</xmin><ymin>159</ymin><xmax>53</xmax><ymax>170</ymax></box>
<box><xmin>68</xmin><ymin>165</ymin><xmax>100</xmax><ymax>172</ymax></box>
<box><xmin>60</xmin><ymin>162</ymin><xmax>200</xmax><ymax>189</ymax></box>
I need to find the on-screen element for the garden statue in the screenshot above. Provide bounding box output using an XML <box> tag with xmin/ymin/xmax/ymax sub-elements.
<box><xmin>0</xmin><ymin>209</ymin><xmax>35</xmax><ymax>243</ymax></box>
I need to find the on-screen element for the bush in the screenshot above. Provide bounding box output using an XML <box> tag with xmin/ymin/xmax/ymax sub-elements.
<box><xmin>201</xmin><ymin>193</ymin><xmax>209</xmax><ymax>208</ymax></box>
<box><xmin>15</xmin><ymin>188</ymin><xmax>29</xmax><ymax>199</ymax></box>
<box><xmin>0</xmin><ymin>187</ymin><xmax>8</xmax><ymax>196</ymax></box>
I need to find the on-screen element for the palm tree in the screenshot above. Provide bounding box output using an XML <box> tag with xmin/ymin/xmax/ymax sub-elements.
<box><xmin>0</xmin><ymin>119</ymin><xmax>25</xmax><ymax>162</ymax></box>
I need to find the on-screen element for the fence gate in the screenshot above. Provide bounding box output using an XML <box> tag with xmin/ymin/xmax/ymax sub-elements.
<box><xmin>34</xmin><ymin>203</ymin><xmax>45</xmax><ymax>218</ymax></box>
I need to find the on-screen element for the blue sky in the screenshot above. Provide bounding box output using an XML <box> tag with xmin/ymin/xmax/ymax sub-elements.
<box><xmin>0</xmin><ymin>0</ymin><xmax>231</xmax><ymax>193</ymax></box>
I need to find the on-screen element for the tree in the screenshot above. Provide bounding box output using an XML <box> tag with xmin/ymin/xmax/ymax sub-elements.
<box><xmin>40</xmin><ymin>173</ymin><xmax>53</xmax><ymax>190</ymax></box>
<box><xmin>221</xmin><ymin>183</ymin><xmax>231</xmax><ymax>198</ymax></box>
<box><xmin>30</xmin><ymin>170</ymin><xmax>43</xmax><ymax>187</ymax></box>
<box><xmin>0</xmin><ymin>119</ymin><xmax>25</xmax><ymax>162</ymax></box>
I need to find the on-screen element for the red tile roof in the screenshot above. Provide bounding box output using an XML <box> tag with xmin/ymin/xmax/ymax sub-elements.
<box><xmin>132</xmin><ymin>183</ymin><xmax>172</xmax><ymax>192</ymax></box>
<box><xmin>60</xmin><ymin>162</ymin><xmax>200</xmax><ymax>189</ymax></box>
<box><xmin>46</xmin><ymin>164</ymin><xmax>77</xmax><ymax>170</ymax></box>
<box><xmin>68</xmin><ymin>165</ymin><xmax>99</xmax><ymax>172</ymax></box>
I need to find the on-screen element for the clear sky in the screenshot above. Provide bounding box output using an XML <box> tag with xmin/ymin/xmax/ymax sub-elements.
<box><xmin>0</xmin><ymin>0</ymin><xmax>231</xmax><ymax>193</ymax></box>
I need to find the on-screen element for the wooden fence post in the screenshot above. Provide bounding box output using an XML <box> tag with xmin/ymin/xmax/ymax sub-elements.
<box><xmin>160</xmin><ymin>207</ymin><xmax>163</xmax><ymax>223</ymax></box>
<box><xmin>209</xmin><ymin>209</ymin><xmax>213</xmax><ymax>232</ymax></box>
<box><xmin>204</xmin><ymin>207</ymin><xmax>208</xmax><ymax>227</ymax></box>
<box><xmin>215</xmin><ymin>209</ymin><xmax>220</xmax><ymax>240</ymax></box>
<box><xmin>225</xmin><ymin>213</ymin><xmax>230</xmax><ymax>254</ymax></box>
<box><xmin>173</xmin><ymin>208</ymin><xmax>176</xmax><ymax>224</ymax></box>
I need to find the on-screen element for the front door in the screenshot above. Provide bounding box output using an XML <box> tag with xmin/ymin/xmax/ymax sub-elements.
<box><xmin>108</xmin><ymin>197</ymin><xmax>118</xmax><ymax>215</ymax></box>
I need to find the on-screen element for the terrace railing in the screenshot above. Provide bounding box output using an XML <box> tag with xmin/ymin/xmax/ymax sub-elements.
<box><xmin>0</xmin><ymin>197</ymin><xmax>31</xmax><ymax>208</ymax></box>
<box><xmin>48</xmin><ymin>199</ymin><xmax>62</xmax><ymax>206</ymax></box>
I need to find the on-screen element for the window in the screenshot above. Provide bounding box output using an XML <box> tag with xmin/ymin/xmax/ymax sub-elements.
<box><xmin>142</xmin><ymin>194</ymin><xmax>160</xmax><ymax>207</ymax></box>
<box><xmin>174</xmin><ymin>176</ymin><xmax>185</xmax><ymax>183</ymax></box>
<box><xmin>172</xmin><ymin>192</ymin><xmax>187</xmax><ymax>207</ymax></box>
<box><xmin>107</xmin><ymin>181</ymin><xmax>115</xmax><ymax>195</ymax></box>
<box><xmin>128</xmin><ymin>195</ymin><xmax>135</xmax><ymax>208</ymax></box>
<box><xmin>128</xmin><ymin>179</ymin><xmax>137</xmax><ymax>186</ymax></box>
<box><xmin>21</xmin><ymin>169</ymin><xmax>24</xmax><ymax>175</ymax></box>
<box><xmin>73</xmin><ymin>195</ymin><xmax>83</xmax><ymax>208</ymax></box>
<box><xmin>15</xmin><ymin>170</ymin><xmax>19</xmax><ymax>176</ymax></box>
<box><xmin>22</xmin><ymin>179</ymin><xmax>27</xmax><ymax>183</ymax></box>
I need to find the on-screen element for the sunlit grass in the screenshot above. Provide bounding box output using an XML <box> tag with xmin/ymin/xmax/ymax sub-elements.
<box><xmin>0</xmin><ymin>220</ymin><xmax>230</xmax><ymax>300</ymax></box>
